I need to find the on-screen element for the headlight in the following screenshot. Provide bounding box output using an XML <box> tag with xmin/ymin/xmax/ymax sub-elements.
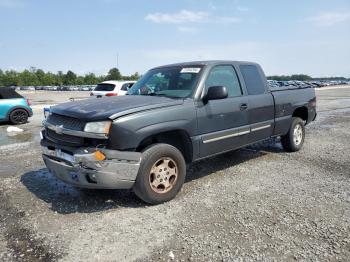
<box><xmin>84</xmin><ymin>121</ymin><xmax>112</xmax><ymax>135</ymax></box>
<box><xmin>43</xmin><ymin>107</ymin><xmax>51</xmax><ymax>119</ymax></box>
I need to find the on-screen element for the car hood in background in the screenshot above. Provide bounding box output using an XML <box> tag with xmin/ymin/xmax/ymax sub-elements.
<box><xmin>51</xmin><ymin>95</ymin><xmax>184</xmax><ymax>121</ymax></box>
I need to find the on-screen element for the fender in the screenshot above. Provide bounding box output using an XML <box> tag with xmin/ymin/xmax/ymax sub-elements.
<box><xmin>6</xmin><ymin>106</ymin><xmax>32</xmax><ymax>120</ymax></box>
<box><xmin>135</xmin><ymin>120</ymin><xmax>192</xmax><ymax>139</ymax></box>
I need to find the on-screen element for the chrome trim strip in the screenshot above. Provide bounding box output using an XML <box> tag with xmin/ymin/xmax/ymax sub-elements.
<box><xmin>251</xmin><ymin>124</ymin><xmax>271</xmax><ymax>132</ymax></box>
<box><xmin>44</xmin><ymin>121</ymin><xmax>108</xmax><ymax>139</ymax></box>
<box><xmin>203</xmin><ymin>130</ymin><xmax>250</xmax><ymax>144</ymax></box>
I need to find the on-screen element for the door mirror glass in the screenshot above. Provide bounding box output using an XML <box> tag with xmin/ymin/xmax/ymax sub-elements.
<box><xmin>204</xmin><ymin>86</ymin><xmax>228</xmax><ymax>103</ymax></box>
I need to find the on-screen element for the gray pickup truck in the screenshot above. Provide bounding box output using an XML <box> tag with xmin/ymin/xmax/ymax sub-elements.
<box><xmin>41</xmin><ymin>61</ymin><xmax>316</xmax><ymax>204</ymax></box>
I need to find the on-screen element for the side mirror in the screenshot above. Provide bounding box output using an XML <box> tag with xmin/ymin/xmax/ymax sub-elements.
<box><xmin>203</xmin><ymin>86</ymin><xmax>228</xmax><ymax>103</ymax></box>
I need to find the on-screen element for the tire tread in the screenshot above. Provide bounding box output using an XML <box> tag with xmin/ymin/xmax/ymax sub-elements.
<box><xmin>133</xmin><ymin>143</ymin><xmax>186</xmax><ymax>204</ymax></box>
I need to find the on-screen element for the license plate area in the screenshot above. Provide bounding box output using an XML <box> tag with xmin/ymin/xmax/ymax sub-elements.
<box><xmin>69</xmin><ymin>172</ymin><xmax>79</xmax><ymax>182</ymax></box>
<box><xmin>55</xmin><ymin>149</ymin><xmax>74</xmax><ymax>163</ymax></box>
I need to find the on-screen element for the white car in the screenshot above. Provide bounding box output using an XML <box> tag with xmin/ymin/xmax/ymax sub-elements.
<box><xmin>90</xmin><ymin>80</ymin><xmax>136</xmax><ymax>97</ymax></box>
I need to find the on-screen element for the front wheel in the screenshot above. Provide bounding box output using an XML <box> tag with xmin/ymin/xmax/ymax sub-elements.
<box><xmin>133</xmin><ymin>144</ymin><xmax>186</xmax><ymax>205</ymax></box>
<box><xmin>281</xmin><ymin>117</ymin><xmax>305</xmax><ymax>152</ymax></box>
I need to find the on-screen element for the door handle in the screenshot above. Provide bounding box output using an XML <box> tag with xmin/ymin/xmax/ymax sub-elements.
<box><xmin>240</xmin><ymin>103</ymin><xmax>248</xmax><ymax>111</ymax></box>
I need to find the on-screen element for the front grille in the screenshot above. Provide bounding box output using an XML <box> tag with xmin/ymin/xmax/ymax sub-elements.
<box><xmin>47</xmin><ymin>113</ymin><xmax>85</xmax><ymax>131</ymax></box>
<box><xmin>46</xmin><ymin>129</ymin><xmax>84</xmax><ymax>146</ymax></box>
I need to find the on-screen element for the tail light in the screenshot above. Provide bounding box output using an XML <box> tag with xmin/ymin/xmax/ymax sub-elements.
<box><xmin>26</xmin><ymin>99</ymin><xmax>31</xmax><ymax>106</ymax></box>
<box><xmin>106</xmin><ymin>93</ymin><xmax>118</xmax><ymax>97</ymax></box>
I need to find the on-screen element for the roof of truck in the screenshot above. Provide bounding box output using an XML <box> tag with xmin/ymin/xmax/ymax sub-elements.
<box><xmin>152</xmin><ymin>60</ymin><xmax>260</xmax><ymax>69</ymax></box>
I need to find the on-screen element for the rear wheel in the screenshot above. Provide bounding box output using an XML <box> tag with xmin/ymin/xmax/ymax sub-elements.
<box><xmin>281</xmin><ymin>117</ymin><xmax>305</xmax><ymax>152</ymax></box>
<box><xmin>9</xmin><ymin>109</ymin><xmax>29</xmax><ymax>125</ymax></box>
<box><xmin>133</xmin><ymin>144</ymin><xmax>186</xmax><ymax>204</ymax></box>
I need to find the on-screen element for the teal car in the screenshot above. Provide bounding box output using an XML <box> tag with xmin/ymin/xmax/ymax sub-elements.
<box><xmin>0</xmin><ymin>87</ymin><xmax>33</xmax><ymax>124</ymax></box>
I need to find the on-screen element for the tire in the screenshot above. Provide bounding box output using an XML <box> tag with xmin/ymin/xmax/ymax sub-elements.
<box><xmin>9</xmin><ymin>109</ymin><xmax>29</xmax><ymax>125</ymax></box>
<box><xmin>281</xmin><ymin>117</ymin><xmax>305</xmax><ymax>152</ymax></box>
<box><xmin>133</xmin><ymin>143</ymin><xmax>186</xmax><ymax>205</ymax></box>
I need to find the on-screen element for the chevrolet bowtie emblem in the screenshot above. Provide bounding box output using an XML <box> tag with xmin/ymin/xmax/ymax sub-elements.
<box><xmin>55</xmin><ymin>125</ymin><xmax>64</xmax><ymax>134</ymax></box>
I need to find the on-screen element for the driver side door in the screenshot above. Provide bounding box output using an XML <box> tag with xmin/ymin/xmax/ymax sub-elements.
<box><xmin>196</xmin><ymin>65</ymin><xmax>249</xmax><ymax>158</ymax></box>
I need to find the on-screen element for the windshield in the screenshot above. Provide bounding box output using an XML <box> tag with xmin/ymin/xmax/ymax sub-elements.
<box><xmin>127</xmin><ymin>66</ymin><xmax>203</xmax><ymax>98</ymax></box>
<box><xmin>94</xmin><ymin>84</ymin><xmax>115</xmax><ymax>91</ymax></box>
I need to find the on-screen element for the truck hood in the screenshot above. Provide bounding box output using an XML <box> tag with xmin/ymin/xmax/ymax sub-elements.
<box><xmin>50</xmin><ymin>95</ymin><xmax>184</xmax><ymax>121</ymax></box>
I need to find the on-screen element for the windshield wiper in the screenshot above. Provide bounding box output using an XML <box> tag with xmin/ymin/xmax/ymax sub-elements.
<box><xmin>143</xmin><ymin>92</ymin><xmax>178</xmax><ymax>98</ymax></box>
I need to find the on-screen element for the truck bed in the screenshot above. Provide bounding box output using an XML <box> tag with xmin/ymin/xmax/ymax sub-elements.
<box><xmin>271</xmin><ymin>86</ymin><xmax>316</xmax><ymax>136</ymax></box>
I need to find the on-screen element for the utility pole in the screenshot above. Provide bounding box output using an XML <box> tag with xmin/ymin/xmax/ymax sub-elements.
<box><xmin>116</xmin><ymin>53</ymin><xmax>119</xmax><ymax>69</ymax></box>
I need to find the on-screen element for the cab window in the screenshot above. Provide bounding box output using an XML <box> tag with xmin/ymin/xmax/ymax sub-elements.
<box><xmin>239</xmin><ymin>65</ymin><xmax>266</xmax><ymax>95</ymax></box>
<box><xmin>205</xmin><ymin>65</ymin><xmax>242</xmax><ymax>97</ymax></box>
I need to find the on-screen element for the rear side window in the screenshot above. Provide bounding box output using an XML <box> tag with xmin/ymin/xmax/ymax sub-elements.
<box><xmin>94</xmin><ymin>84</ymin><xmax>115</xmax><ymax>91</ymax></box>
<box><xmin>205</xmin><ymin>65</ymin><xmax>242</xmax><ymax>97</ymax></box>
<box><xmin>239</xmin><ymin>65</ymin><xmax>266</xmax><ymax>95</ymax></box>
<box><xmin>0</xmin><ymin>88</ymin><xmax>23</xmax><ymax>99</ymax></box>
<box><xmin>121</xmin><ymin>83</ymin><xmax>134</xmax><ymax>91</ymax></box>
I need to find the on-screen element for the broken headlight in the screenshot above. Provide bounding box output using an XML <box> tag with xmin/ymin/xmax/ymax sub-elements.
<box><xmin>84</xmin><ymin>121</ymin><xmax>112</xmax><ymax>135</ymax></box>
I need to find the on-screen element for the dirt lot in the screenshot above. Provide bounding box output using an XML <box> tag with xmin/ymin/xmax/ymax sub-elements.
<box><xmin>0</xmin><ymin>87</ymin><xmax>350</xmax><ymax>261</ymax></box>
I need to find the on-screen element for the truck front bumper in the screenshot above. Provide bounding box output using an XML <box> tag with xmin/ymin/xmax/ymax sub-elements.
<box><xmin>42</xmin><ymin>146</ymin><xmax>142</xmax><ymax>189</ymax></box>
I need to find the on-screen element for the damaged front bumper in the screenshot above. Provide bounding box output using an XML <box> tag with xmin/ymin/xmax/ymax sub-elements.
<box><xmin>41</xmin><ymin>142</ymin><xmax>142</xmax><ymax>189</ymax></box>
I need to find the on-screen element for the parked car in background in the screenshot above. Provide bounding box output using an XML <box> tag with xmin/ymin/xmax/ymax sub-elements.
<box><xmin>19</xmin><ymin>86</ymin><xmax>35</xmax><ymax>91</ymax></box>
<box><xmin>90</xmin><ymin>80</ymin><xmax>136</xmax><ymax>97</ymax></box>
<box><xmin>0</xmin><ymin>87</ymin><xmax>33</xmax><ymax>124</ymax></box>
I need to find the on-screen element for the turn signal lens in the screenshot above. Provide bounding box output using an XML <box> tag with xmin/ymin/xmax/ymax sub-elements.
<box><xmin>104</xmin><ymin>121</ymin><xmax>112</xmax><ymax>134</ymax></box>
<box><xmin>94</xmin><ymin>150</ymin><xmax>106</xmax><ymax>161</ymax></box>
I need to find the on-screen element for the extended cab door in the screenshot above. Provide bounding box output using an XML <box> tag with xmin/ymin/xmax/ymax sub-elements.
<box><xmin>196</xmin><ymin>65</ymin><xmax>249</xmax><ymax>157</ymax></box>
<box><xmin>238</xmin><ymin>64</ymin><xmax>274</xmax><ymax>143</ymax></box>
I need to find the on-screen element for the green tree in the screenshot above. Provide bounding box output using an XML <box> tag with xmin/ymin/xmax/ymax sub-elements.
<box><xmin>55</xmin><ymin>71</ymin><xmax>64</xmax><ymax>86</ymax></box>
<box><xmin>105</xmin><ymin>68</ymin><xmax>122</xmax><ymax>81</ymax></box>
<box><xmin>76</xmin><ymin>76</ymin><xmax>84</xmax><ymax>85</ymax></box>
<box><xmin>0</xmin><ymin>68</ymin><xmax>141</xmax><ymax>87</ymax></box>
<box><xmin>42</xmin><ymin>72</ymin><xmax>55</xmax><ymax>86</ymax></box>
<box><xmin>2</xmin><ymin>70</ymin><xmax>20</xmax><ymax>86</ymax></box>
<box><xmin>18</xmin><ymin>69</ymin><xmax>39</xmax><ymax>86</ymax></box>
<box><xmin>267</xmin><ymin>74</ymin><xmax>312</xmax><ymax>81</ymax></box>
<box><xmin>35</xmin><ymin>69</ymin><xmax>46</xmax><ymax>85</ymax></box>
<box><xmin>130</xmin><ymin>72</ymin><xmax>141</xmax><ymax>80</ymax></box>
<box><xmin>290</xmin><ymin>74</ymin><xmax>312</xmax><ymax>81</ymax></box>
<box><xmin>83</xmin><ymin>73</ymin><xmax>99</xmax><ymax>85</ymax></box>
<box><xmin>63</xmin><ymin>70</ymin><xmax>77</xmax><ymax>85</ymax></box>
<box><xmin>0</xmin><ymin>69</ymin><xmax>4</xmax><ymax>86</ymax></box>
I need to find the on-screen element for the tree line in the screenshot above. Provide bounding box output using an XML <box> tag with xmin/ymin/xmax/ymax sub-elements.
<box><xmin>267</xmin><ymin>74</ymin><xmax>349</xmax><ymax>81</ymax></box>
<box><xmin>0</xmin><ymin>67</ymin><xmax>140</xmax><ymax>87</ymax></box>
<box><xmin>1</xmin><ymin>68</ymin><xmax>348</xmax><ymax>87</ymax></box>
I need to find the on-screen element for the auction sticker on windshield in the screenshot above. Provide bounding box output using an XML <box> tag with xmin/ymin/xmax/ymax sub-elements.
<box><xmin>180</xmin><ymin>68</ymin><xmax>201</xmax><ymax>73</ymax></box>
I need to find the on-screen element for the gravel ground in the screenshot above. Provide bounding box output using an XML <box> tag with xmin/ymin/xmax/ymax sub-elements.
<box><xmin>0</xmin><ymin>87</ymin><xmax>349</xmax><ymax>261</ymax></box>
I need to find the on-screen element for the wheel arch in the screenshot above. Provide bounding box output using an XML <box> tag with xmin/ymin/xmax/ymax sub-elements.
<box><xmin>136</xmin><ymin>129</ymin><xmax>193</xmax><ymax>164</ymax></box>
<box><xmin>292</xmin><ymin>106</ymin><xmax>308</xmax><ymax>122</ymax></box>
<box><xmin>6</xmin><ymin>106</ymin><xmax>31</xmax><ymax>119</ymax></box>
